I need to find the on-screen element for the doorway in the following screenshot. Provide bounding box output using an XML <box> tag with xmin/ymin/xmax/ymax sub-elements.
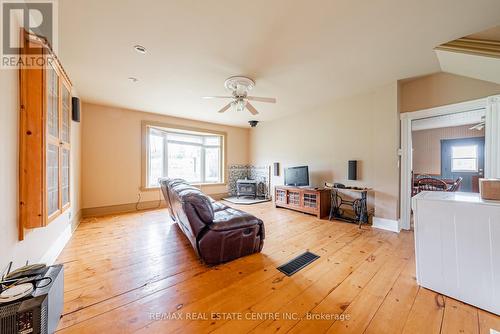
<box><xmin>400</xmin><ymin>96</ymin><xmax>500</xmax><ymax>231</ymax></box>
<box><xmin>411</xmin><ymin>118</ymin><xmax>485</xmax><ymax>196</ymax></box>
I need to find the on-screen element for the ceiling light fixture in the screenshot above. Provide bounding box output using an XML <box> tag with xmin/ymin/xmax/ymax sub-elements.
<box><xmin>133</xmin><ymin>45</ymin><xmax>147</xmax><ymax>54</ymax></box>
<box><xmin>128</xmin><ymin>77</ymin><xmax>138</xmax><ymax>83</ymax></box>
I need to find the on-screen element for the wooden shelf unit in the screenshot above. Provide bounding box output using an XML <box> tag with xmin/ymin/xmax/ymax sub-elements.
<box><xmin>19</xmin><ymin>30</ymin><xmax>73</xmax><ymax>239</ymax></box>
<box><xmin>274</xmin><ymin>186</ymin><xmax>331</xmax><ymax>218</ymax></box>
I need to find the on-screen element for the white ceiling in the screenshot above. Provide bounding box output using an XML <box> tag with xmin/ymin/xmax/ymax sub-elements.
<box><xmin>57</xmin><ymin>0</ymin><xmax>500</xmax><ymax>127</ymax></box>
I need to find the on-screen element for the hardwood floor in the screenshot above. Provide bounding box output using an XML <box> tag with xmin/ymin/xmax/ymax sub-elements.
<box><xmin>55</xmin><ymin>202</ymin><xmax>500</xmax><ymax>333</ymax></box>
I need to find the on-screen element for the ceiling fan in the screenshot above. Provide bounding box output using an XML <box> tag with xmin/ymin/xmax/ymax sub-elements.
<box><xmin>203</xmin><ymin>76</ymin><xmax>276</xmax><ymax>115</ymax></box>
<box><xmin>469</xmin><ymin>116</ymin><xmax>485</xmax><ymax>131</ymax></box>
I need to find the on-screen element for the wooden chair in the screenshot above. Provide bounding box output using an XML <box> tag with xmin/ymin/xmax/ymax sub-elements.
<box><xmin>417</xmin><ymin>177</ymin><xmax>448</xmax><ymax>192</ymax></box>
<box><xmin>411</xmin><ymin>171</ymin><xmax>418</xmax><ymax>196</ymax></box>
<box><xmin>447</xmin><ymin>177</ymin><xmax>463</xmax><ymax>192</ymax></box>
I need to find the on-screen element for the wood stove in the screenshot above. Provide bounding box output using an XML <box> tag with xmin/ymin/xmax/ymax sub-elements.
<box><xmin>236</xmin><ymin>179</ymin><xmax>257</xmax><ymax>199</ymax></box>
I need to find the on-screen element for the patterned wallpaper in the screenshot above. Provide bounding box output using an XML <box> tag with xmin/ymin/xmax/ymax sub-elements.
<box><xmin>228</xmin><ymin>165</ymin><xmax>271</xmax><ymax>198</ymax></box>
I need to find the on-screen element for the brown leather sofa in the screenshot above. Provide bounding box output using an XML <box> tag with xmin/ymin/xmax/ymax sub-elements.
<box><xmin>160</xmin><ymin>178</ymin><xmax>265</xmax><ymax>265</ymax></box>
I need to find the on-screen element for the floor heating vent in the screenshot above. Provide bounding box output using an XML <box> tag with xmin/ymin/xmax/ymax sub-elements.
<box><xmin>277</xmin><ymin>251</ymin><xmax>320</xmax><ymax>276</ymax></box>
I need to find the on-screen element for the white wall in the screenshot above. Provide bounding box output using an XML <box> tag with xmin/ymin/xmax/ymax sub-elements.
<box><xmin>0</xmin><ymin>67</ymin><xmax>81</xmax><ymax>272</ymax></box>
<box><xmin>250</xmin><ymin>82</ymin><xmax>400</xmax><ymax>221</ymax></box>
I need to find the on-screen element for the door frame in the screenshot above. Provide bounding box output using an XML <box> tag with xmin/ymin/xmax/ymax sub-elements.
<box><xmin>399</xmin><ymin>95</ymin><xmax>500</xmax><ymax>230</ymax></box>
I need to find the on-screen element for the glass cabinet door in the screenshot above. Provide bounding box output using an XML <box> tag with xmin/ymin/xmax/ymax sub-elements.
<box><xmin>61</xmin><ymin>82</ymin><xmax>71</xmax><ymax>144</ymax></box>
<box><xmin>303</xmin><ymin>193</ymin><xmax>318</xmax><ymax>208</ymax></box>
<box><xmin>46</xmin><ymin>64</ymin><xmax>60</xmax><ymax>218</ymax></box>
<box><xmin>61</xmin><ymin>148</ymin><xmax>70</xmax><ymax>207</ymax></box>
<box><xmin>288</xmin><ymin>191</ymin><xmax>301</xmax><ymax>207</ymax></box>
<box><xmin>46</xmin><ymin>65</ymin><xmax>59</xmax><ymax>138</ymax></box>
<box><xmin>275</xmin><ymin>189</ymin><xmax>286</xmax><ymax>203</ymax></box>
<box><xmin>61</xmin><ymin>81</ymin><xmax>71</xmax><ymax>208</ymax></box>
<box><xmin>47</xmin><ymin>143</ymin><xmax>59</xmax><ymax>216</ymax></box>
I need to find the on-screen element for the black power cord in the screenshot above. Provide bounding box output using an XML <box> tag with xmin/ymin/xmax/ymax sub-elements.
<box><xmin>135</xmin><ymin>188</ymin><xmax>162</xmax><ymax>211</ymax></box>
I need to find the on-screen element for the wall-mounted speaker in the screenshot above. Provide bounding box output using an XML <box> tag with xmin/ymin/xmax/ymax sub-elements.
<box><xmin>71</xmin><ymin>97</ymin><xmax>80</xmax><ymax>122</ymax></box>
<box><xmin>273</xmin><ymin>162</ymin><xmax>279</xmax><ymax>176</ymax></box>
<box><xmin>348</xmin><ymin>160</ymin><xmax>357</xmax><ymax>181</ymax></box>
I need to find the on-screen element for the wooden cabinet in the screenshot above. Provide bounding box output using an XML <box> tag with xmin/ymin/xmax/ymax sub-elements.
<box><xmin>19</xmin><ymin>30</ymin><xmax>72</xmax><ymax>236</ymax></box>
<box><xmin>274</xmin><ymin>186</ymin><xmax>331</xmax><ymax>218</ymax></box>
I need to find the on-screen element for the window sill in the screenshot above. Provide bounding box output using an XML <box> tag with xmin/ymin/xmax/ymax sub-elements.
<box><xmin>191</xmin><ymin>182</ymin><xmax>227</xmax><ymax>187</ymax></box>
<box><xmin>141</xmin><ymin>182</ymin><xmax>227</xmax><ymax>192</ymax></box>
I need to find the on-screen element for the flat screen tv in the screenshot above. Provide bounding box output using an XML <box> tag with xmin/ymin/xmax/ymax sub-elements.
<box><xmin>284</xmin><ymin>166</ymin><xmax>309</xmax><ymax>186</ymax></box>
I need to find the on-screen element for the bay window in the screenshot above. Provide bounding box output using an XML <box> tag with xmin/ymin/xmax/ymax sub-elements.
<box><xmin>144</xmin><ymin>124</ymin><xmax>224</xmax><ymax>188</ymax></box>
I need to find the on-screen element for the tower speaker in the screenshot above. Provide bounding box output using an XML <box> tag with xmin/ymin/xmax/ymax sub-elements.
<box><xmin>72</xmin><ymin>97</ymin><xmax>80</xmax><ymax>122</ymax></box>
<box><xmin>273</xmin><ymin>162</ymin><xmax>279</xmax><ymax>176</ymax></box>
<box><xmin>348</xmin><ymin>160</ymin><xmax>357</xmax><ymax>181</ymax></box>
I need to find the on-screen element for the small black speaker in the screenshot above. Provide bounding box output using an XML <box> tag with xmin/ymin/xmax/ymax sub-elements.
<box><xmin>71</xmin><ymin>97</ymin><xmax>80</xmax><ymax>122</ymax></box>
<box><xmin>273</xmin><ymin>162</ymin><xmax>279</xmax><ymax>176</ymax></box>
<box><xmin>348</xmin><ymin>160</ymin><xmax>357</xmax><ymax>181</ymax></box>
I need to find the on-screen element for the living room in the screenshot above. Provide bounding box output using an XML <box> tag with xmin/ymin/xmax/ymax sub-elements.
<box><xmin>1</xmin><ymin>1</ymin><xmax>500</xmax><ymax>333</ymax></box>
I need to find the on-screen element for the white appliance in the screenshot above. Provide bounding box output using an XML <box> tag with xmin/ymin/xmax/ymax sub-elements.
<box><xmin>412</xmin><ymin>191</ymin><xmax>500</xmax><ymax>315</ymax></box>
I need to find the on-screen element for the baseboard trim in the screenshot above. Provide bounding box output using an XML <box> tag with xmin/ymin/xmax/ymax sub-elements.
<box><xmin>372</xmin><ymin>217</ymin><xmax>400</xmax><ymax>233</ymax></box>
<box><xmin>81</xmin><ymin>193</ymin><xmax>228</xmax><ymax>218</ymax></box>
<box><xmin>81</xmin><ymin>200</ymin><xmax>167</xmax><ymax>218</ymax></box>
<box><xmin>71</xmin><ymin>210</ymin><xmax>82</xmax><ymax>233</ymax></box>
<box><xmin>40</xmin><ymin>209</ymin><xmax>82</xmax><ymax>265</ymax></box>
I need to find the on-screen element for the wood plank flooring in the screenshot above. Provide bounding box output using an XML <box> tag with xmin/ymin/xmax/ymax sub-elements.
<box><xmin>55</xmin><ymin>202</ymin><xmax>500</xmax><ymax>333</ymax></box>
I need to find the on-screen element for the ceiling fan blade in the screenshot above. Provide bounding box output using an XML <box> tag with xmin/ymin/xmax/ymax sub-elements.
<box><xmin>469</xmin><ymin>122</ymin><xmax>485</xmax><ymax>130</ymax></box>
<box><xmin>245</xmin><ymin>102</ymin><xmax>259</xmax><ymax>115</ymax></box>
<box><xmin>217</xmin><ymin>103</ymin><xmax>232</xmax><ymax>113</ymax></box>
<box><xmin>246</xmin><ymin>96</ymin><xmax>276</xmax><ymax>103</ymax></box>
<box><xmin>202</xmin><ymin>96</ymin><xmax>233</xmax><ymax>99</ymax></box>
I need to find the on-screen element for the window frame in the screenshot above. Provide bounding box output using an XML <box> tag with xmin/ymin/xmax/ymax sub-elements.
<box><xmin>451</xmin><ymin>144</ymin><xmax>479</xmax><ymax>173</ymax></box>
<box><xmin>141</xmin><ymin>121</ymin><xmax>227</xmax><ymax>190</ymax></box>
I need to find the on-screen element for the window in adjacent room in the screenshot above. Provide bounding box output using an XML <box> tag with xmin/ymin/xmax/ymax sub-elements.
<box><xmin>145</xmin><ymin>125</ymin><xmax>224</xmax><ymax>188</ymax></box>
<box><xmin>451</xmin><ymin>145</ymin><xmax>478</xmax><ymax>172</ymax></box>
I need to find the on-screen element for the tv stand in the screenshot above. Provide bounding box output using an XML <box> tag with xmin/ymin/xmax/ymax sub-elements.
<box><xmin>274</xmin><ymin>186</ymin><xmax>331</xmax><ymax>218</ymax></box>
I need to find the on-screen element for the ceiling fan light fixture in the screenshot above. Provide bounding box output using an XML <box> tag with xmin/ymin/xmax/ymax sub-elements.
<box><xmin>236</xmin><ymin>99</ymin><xmax>246</xmax><ymax>112</ymax></box>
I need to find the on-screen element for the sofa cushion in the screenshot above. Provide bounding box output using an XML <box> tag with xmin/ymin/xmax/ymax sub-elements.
<box><xmin>212</xmin><ymin>201</ymin><xmax>229</xmax><ymax>212</ymax></box>
<box><xmin>175</xmin><ymin>186</ymin><xmax>214</xmax><ymax>223</ymax></box>
<box><xmin>210</xmin><ymin>207</ymin><xmax>262</xmax><ymax>231</ymax></box>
